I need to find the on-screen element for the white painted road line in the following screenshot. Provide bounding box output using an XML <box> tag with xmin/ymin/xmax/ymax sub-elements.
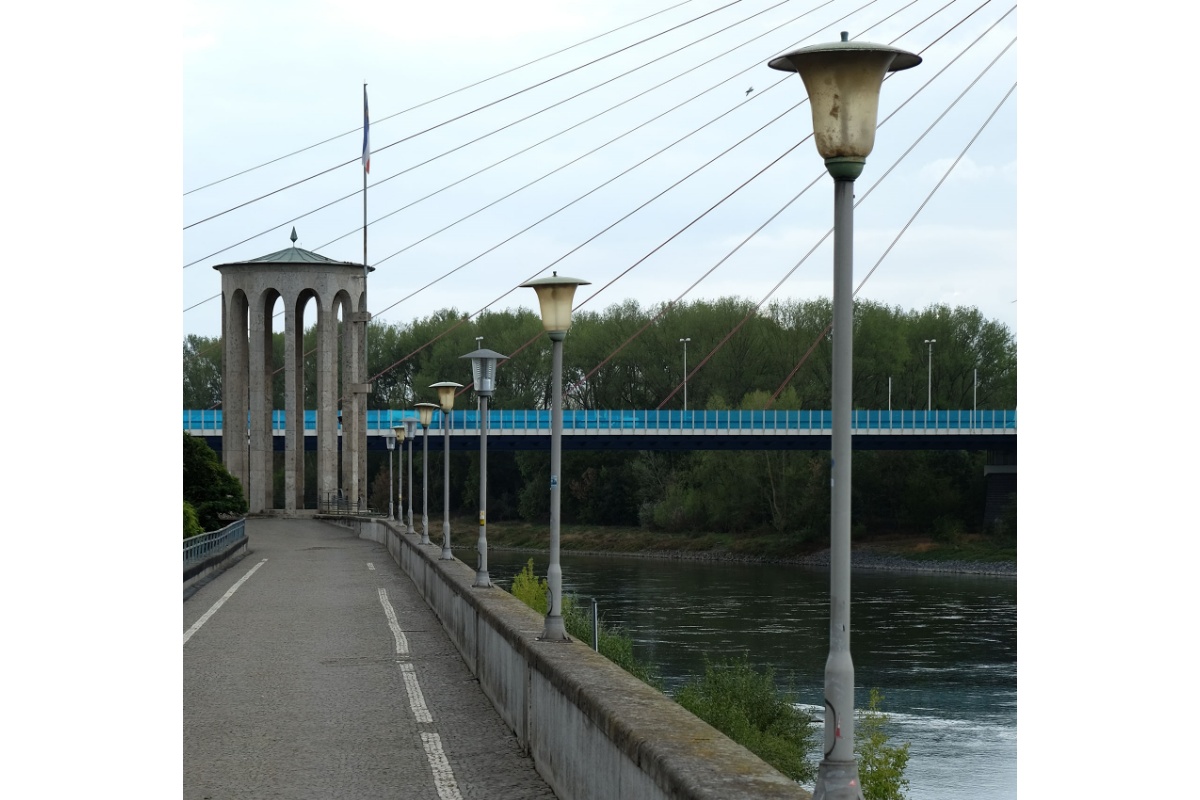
<box><xmin>421</xmin><ymin>732</ymin><xmax>464</xmax><ymax>800</ymax></box>
<box><xmin>368</xmin><ymin>562</ymin><xmax>376</xmax><ymax>570</ymax></box>
<box><xmin>399</xmin><ymin>663</ymin><xmax>433</xmax><ymax>723</ymax></box>
<box><xmin>183</xmin><ymin>558</ymin><xmax>268</xmax><ymax>646</ymax></box>
<box><xmin>377</xmin><ymin>588</ymin><xmax>410</xmax><ymax>655</ymax></box>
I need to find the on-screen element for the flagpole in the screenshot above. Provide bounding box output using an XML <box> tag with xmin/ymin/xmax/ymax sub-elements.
<box><xmin>362</xmin><ymin>83</ymin><xmax>369</xmax><ymax>368</ymax></box>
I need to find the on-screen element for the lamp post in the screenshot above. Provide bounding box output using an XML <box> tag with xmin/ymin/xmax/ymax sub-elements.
<box><xmin>393</xmin><ymin>425</ymin><xmax>406</xmax><ymax>520</ymax></box>
<box><xmin>414</xmin><ymin>403</ymin><xmax>438</xmax><ymax>545</ymax></box>
<box><xmin>925</xmin><ymin>338</ymin><xmax>936</xmax><ymax>414</ymax></box>
<box><xmin>386</xmin><ymin>428</ymin><xmax>396</xmax><ymax>521</ymax></box>
<box><xmin>769</xmin><ymin>33</ymin><xmax>919</xmax><ymax>800</ymax></box>
<box><xmin>521</xmin><ymin>272</ymin><xmax>590</xmax><ymax>642</ymax></box>
<box><xmin>404</xmin><ymin>418</ymin><xmax>417</xmax><ymax>534</ymax></box>
<box><xmin>430</xmin><ymin>381</ymin><xmax>463</xmax><ymax>560</ymax></box>
<box><xmin>679</xmin><ymin>337</ymin><xmax>691</xmax><ymax>411</ymax></box>
<box><xmin>463</xmin><ymin>347</ymin><xmax>507</xmax><ymax>588</ymax></box>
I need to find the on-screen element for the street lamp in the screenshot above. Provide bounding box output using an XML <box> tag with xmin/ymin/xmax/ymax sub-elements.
<box><xmin>430</xmin><ymin>381</ymin><xmax>463</xmax><ymax>561</ymax></box>
<box><xmin>521</xmin><ymin>271</ymin><xmax>590</xmax><ymax>642</ymax></box>
<box><xmin>393</xmin><ymin>425</ymin><xmax>406</xmax><ymax>521</ymax></box>
<box><xmin>414</xmin><ymin>402</ymin><xmax>438</xmax><ymax>545</ymax></box>
<box><xmin>769</xmin><ymin>33</ymin><xmax>920</xmax><ymax>800</ymax></box>
<box><xmin>463</xmin><ymin>346</ymin><xmax>508</xmax><ymax>588</ymax></box>
<box><xmin>385</xmin><ymin>428</ymin><xmax>396</xmax><ymax>521</ymax></box>
<box><xmin>924</xmin><ymin>339</ymin><xmax>936</xmax><ymax>415</ymax></box>
<box><xmin>679</xmin><ymin>337</ymin><xmax>691</xmax><ymax>411</ymax></box>
<box><xmin>404</xmin><ymin>418</ymin><xmax>417</xmax><ymax>534</ymax></box>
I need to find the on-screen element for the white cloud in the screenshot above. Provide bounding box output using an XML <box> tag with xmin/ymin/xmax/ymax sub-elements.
<box><xmin>919</xmin><ymin>155</ymin><xmax>1016</xmax><ymax>186</ymax></box>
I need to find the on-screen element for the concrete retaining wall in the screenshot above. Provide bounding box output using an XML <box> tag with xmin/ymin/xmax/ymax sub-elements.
<box><xmin>336</xmin><ymin>517</ymin><xmax>810</xmax><ymax>800</ymax></box>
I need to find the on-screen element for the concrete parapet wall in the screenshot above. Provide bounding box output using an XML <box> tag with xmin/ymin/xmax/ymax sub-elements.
<box><xmin>335</xmin><ymin>517</ymin><xmax>810</xmax><ymax>800</ymax></box>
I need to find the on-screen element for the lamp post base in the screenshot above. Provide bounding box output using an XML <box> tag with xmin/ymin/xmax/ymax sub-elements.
<box><xmin>473</xmin><ymin>572</ymin><xmax>491</xmax><ymax>588</ymax></box>
<box><xmin>812</xmin><ymin>759</ymin><xmax>865</xmax><ymax>800</ymax></box>
<box><xmin>537</xmin><ymin>614</ymin><xmax>570</xmax><ymax>642</ymax></box>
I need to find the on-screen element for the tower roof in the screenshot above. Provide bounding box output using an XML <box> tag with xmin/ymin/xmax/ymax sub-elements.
<box><xmin>213</xmin><ymin>230</ymin><xmax>373</xmax><ymax>271</ymax></box>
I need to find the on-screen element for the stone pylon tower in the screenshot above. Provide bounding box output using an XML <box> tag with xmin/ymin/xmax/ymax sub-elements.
<box><xmin>214</xmin><ymin>232</ymin><xmax>372</xmax><ymax>513</ymax></box>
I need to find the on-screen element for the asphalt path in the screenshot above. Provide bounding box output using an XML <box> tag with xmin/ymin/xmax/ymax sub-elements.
<box><xmin>183</xmin><ymin>517</ymin><xmax>557</xmax><ymax>800</ymax></box>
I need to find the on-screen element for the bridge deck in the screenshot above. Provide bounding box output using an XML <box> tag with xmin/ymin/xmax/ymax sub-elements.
<box><xmin>183</xmin><ymin>518</ymin><xmax>556</xmax><ymax>800</ymax></box>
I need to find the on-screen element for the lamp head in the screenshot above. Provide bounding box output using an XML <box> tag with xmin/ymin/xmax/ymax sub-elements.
<box><xmin>403</xmin><ymin>418</ymin><xmax>417</xmax><ymax>438</ymax></box>
<box><xmin>520</xmin><ymin>272</ymin><xmax>590</xmax><ymax>339</ymax></box>
<box><xmin>393</xmin><ymin>425</ymin><xmax>406</xmax><ymax>444</ymax></box>
<box><xmin>429</xmin><ymin>381</ymin><xmax>463</xmax><ymax>413</ymax></box>
<box><xmin>768</xmin><ymin>32</ymin><xmax>920</xmax><ymax>179</ymax></box>
<box><xmin>386</xmin><ymin>429</ymin><xmax>396</xmax><ymax>450</ymax></box>
<box><xmin>415</xmin><ymin>402</ymin><xmax>438</xmax><ymax>428</ymax></box>
<box><xmin>461</xmin><ymin>348</ymin><xmax>508</xmax><ymax>398</ymax></box>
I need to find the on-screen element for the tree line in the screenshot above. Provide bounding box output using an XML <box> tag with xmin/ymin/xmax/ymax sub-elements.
<box><xmin>183</xmin><ymin>297</ymin><xmax>1016</xmax><ymax>538</ymax></box>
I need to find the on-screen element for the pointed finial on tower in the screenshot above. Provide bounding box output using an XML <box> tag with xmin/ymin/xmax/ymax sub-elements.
<box><xmin>290</xmin><ymin>226</ymin><xmax>298</xmax><ymax>245</ymax></box>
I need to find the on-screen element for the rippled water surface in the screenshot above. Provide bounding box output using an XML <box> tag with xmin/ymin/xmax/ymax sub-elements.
<box><xmin>487</xmin><ymin>550</ymin><xmax>1016</xmax><ymax>800</ymax></box>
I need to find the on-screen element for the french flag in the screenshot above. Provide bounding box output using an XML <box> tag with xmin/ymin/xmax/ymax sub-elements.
<box><xmin>362</xmin><ymin>86</ymin><xmax>370</xmax><ymax>174</ymax></box>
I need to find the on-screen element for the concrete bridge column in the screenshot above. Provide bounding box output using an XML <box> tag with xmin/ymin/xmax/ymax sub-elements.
<box><xmin>221</xmin><ymin>291</ymin><xmax>249</xmax><ymax>499</ymax></box>
<box><xmin>317</xmin><ymin>300</ymin><xmax>338</xmax><ymax>506</ymax></box>
<box><xmin>283</xmin><ymin>296</ymin><xmax>301</xmax><ymax>512</ymax></box>
<box><xmin>248</xmin><ymin>293</ymin><xmax>275</xmax><ymax>513</ymax></box>
<box><xmin>352</xmin><ymin>304</ymin><xmax>372</xmax><ymax>509</ymax></box>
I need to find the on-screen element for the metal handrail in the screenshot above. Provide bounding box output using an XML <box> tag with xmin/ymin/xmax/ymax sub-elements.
<box><xmin>184</xmin><ymin>518</ymin><xmax>246</xmax><ymax>567</ymax></box>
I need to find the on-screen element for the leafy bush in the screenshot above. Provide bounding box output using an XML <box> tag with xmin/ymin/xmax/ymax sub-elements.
<box><xmin>184</xmin><ymin>501</ymin><xmax>203</xmax><ymax>539</ymax></box>
<box><xmin>674</xmin><ymin>657</ymin><xmax>817</xmax><ymax>784</ymax></box>
<box><xmin>857</xmin><ymin>689</ymin><xmax>911</xmax><ymax>800</ymax></box>
<box><xmin>183</xmin><ymin>433</ymin><xmax>247</xmax><ymax>531</ymax></box>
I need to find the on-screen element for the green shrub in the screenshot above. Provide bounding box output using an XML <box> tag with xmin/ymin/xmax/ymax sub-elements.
<box><xmin>675</xmin><ymin>656</ymin><xmax>817</xmax><ymax>783</ymax></box>
<box><xmin>184</xmin><ymin>501</ymin><xmax>203</xmax><ymax>539</ymax></box>
<box><xmin>510</xmin><ymin>558</ymin><xmax>550</xmax><ymax>614</ymax></box>
<box><xmin>183</xmin><ymin>433</ymin><xmax>247</xmax><ymax>530</ymax></box>
<box><xmin>857</xmin><ymin>689</ymin><xmax>911</xmax><ymax>800</ymax></box>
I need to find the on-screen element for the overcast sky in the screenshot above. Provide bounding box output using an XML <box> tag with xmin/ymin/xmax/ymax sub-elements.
<box><xmin>182</xmin><ymin>0</ymin><xmax>1018</xmax><ymax>346</ymax></box>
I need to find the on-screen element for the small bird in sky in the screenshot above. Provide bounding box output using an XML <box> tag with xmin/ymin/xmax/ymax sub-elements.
<box><xmin>745</xmin><ymin>86</ymin><xmax>754</xmax><ymax>96</ymax></box>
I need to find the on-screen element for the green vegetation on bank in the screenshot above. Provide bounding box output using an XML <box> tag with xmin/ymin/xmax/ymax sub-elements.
<box><xmin>483</xmin><ymin>519</ymin><xmax>1016</xmax><ymax>566</ymax></box>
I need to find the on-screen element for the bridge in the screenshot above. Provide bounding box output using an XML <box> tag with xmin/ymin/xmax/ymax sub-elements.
<box><xmin>185</xmin><ymin>408</ymin><xmax>1016</xmax><ymax>452</ymax></box>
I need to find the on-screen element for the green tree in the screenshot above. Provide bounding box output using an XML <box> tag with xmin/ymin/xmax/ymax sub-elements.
<box><xmin>856</xmin><ymin>689</ymin><xmax>911</xmax><ymax>800</ymax></box>
<box><xmin>183</xmin><ymin>433</ymin><xmax>247</xmax><ymax>531</ymax></box>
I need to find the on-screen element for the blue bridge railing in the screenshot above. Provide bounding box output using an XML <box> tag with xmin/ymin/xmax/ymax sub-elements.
<box><xmin>184</xmin><ymin>409</ymin><xmax>1016</xmax><ymax>434</ymax></box>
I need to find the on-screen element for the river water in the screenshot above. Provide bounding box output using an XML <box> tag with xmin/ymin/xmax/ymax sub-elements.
<box><xmin>485</xmin><ymin>549</ymin><xmax>1016</xmax><ymax>800</ymax></box>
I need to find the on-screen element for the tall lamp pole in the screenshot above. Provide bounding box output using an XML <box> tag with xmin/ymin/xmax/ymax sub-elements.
<box><xmin>769</xmin><ymin>34</ymin><xmax>920</xmax><ymax>800</ymax></box>
<box><xmin>385</xmin><ymin>428</ymin><xmax>396</xmax><ymax>521</ymax></box>
<box><xmin>521</xmin><ymin>272</ymin><xmax>590</xmax><ymax>642</ymax></box>
<box><xmin>430</xmin><ymin>381</ymin><xmax>463</xmax><ymax>560</ymax></box>
<box><xmin>925</xmin><ymin>338</ymin><xmax>936</xmax><ymax>415</ymax></box>
<box><xmin>679</xmin><ymin>337</ymin><xmax>691</xmax><ymax>411</ymax></box>
<box><xmin>415</xmin><ymin>403</ymin><xmax>438</xmax><ymax>545</ymax></box>
<box><xmin>404</xmin><ymin>418</ymin><xmax>417</xmax><ymax>534</ymax></box>
<box><xmin>463</xmin><ymin>347</ymin><xmax>507</xmax><ymax>588</ymax></box>
<box><xmin>393</xmin><ymin>425</ymin><xmax>406</xmax><ymax>520</ymax></box>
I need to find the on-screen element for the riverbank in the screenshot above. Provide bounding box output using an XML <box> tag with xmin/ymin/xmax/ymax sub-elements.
<box><xmin>479</xmin><ymin>521</ymin><xmax>1016</xmax><ymax>577</ymax></box>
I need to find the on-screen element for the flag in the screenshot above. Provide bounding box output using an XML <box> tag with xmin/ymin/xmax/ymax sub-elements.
<box><xmin>362</xmin><ymin>86</ymin><xmax>370</xmax><ymax>174</ymax></box>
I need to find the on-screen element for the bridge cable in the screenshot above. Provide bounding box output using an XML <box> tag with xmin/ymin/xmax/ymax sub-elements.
<box><xmin>182</xmin><ymin>0</ymin><xmax>749</xmax><ymax>230</ymax></box>
<box><xmin>182</xmin><ymin>0</ymin><xmax>705</xmax><ymax>196</ymax></box>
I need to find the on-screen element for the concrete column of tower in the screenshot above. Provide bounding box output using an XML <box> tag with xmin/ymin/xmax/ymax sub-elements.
<box><xmin>248</xmin><ymin>295</ymin><xmax>272</xmax><ymax>513</ymax></box>
<box><xmin>283</xmin><ymin>297</ymin><xmax>300</xmax><ymax>512</ymax></box>
<box><xmin>222</xmin><ymin>291</ymin><xmax>250</xmax><ymax>500</ymax></box>
<box><xmin>317</xmin><ymin>300</ymin><xmax>338</xmax><ymax>507</ymax></box>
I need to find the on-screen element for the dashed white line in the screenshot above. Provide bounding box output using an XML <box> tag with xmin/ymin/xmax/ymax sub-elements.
<box><xmin>377</xmin><ymin>588</ymin><xmax>410</xmax><ymax>654</ymax></box>
<box><xmin>183</xmin><ymin>559</ymin><xmax>268</xmax><ymax>645</ymax></box>
<box><xmin>399</xmin><ymin>663</ymin><xmax>433</xmax><ymax>723</ymax></box>
<box><xmin>421</xmin><ymin>732</ymin><xmax>464</xmax><ymax>800</ymax></box>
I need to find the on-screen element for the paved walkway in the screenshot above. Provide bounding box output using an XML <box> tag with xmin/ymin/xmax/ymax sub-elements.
<box><xmin>184</xmin><ymin>518</ymin><xmax>558</xmax><ymax>800</ymax></box>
